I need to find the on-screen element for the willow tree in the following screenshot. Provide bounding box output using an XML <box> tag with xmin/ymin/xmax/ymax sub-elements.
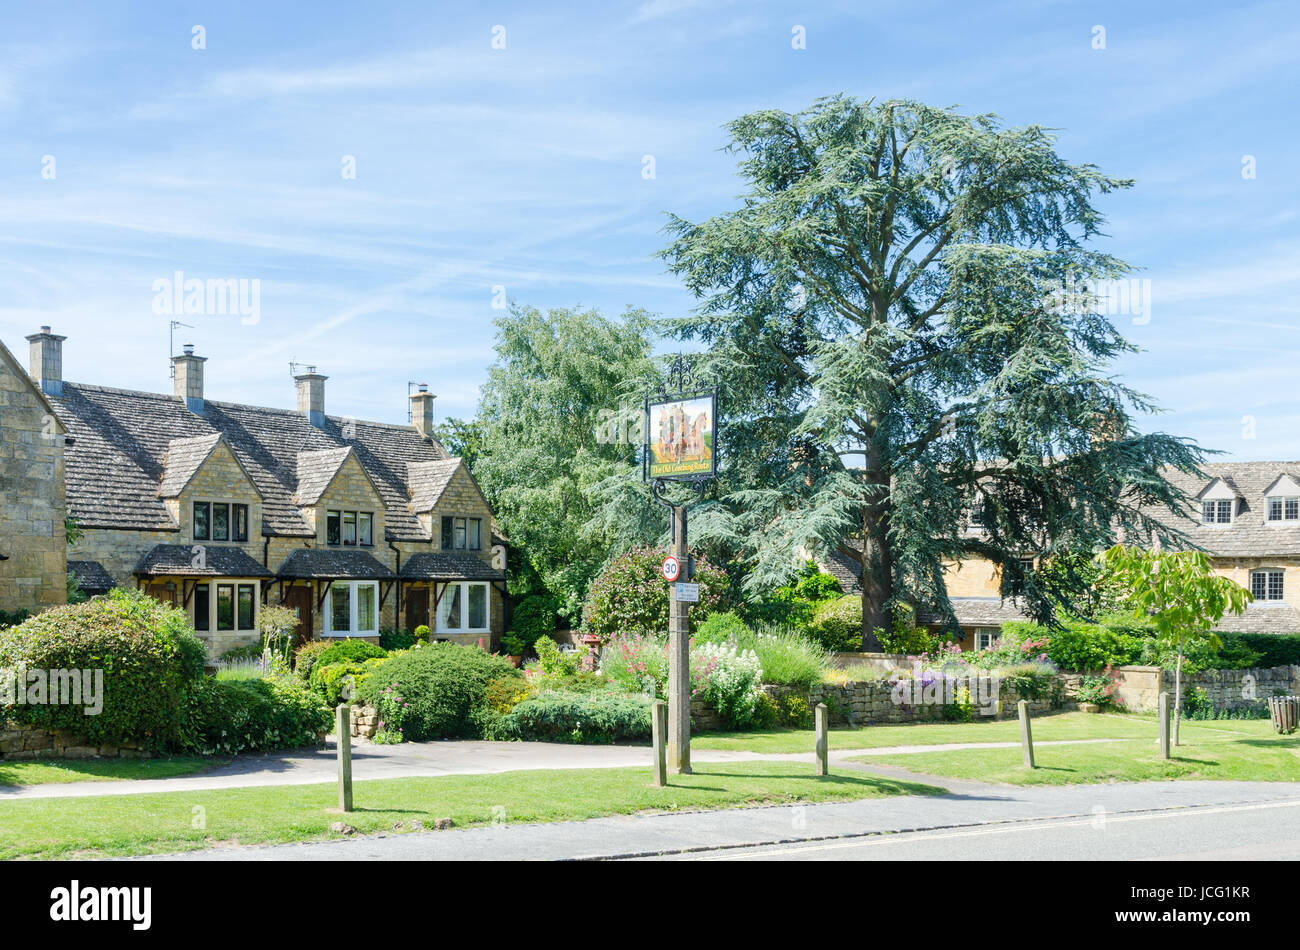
<box><xmin>660</xmin><ymin>96</ymin><xmax>1203</xmax><ymax>647</ymax></box>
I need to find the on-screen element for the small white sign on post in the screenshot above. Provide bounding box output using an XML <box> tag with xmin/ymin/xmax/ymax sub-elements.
<box><xmin>674</xmin><ymin>582</ymin><xmax>699</xmax><ymax>603</ymax></box>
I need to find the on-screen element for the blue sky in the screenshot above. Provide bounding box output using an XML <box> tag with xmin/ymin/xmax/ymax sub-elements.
<box><xmin>1</xmin><ymin>0</ymin><xmax>1296</xmax><ymax>460</ymax></box>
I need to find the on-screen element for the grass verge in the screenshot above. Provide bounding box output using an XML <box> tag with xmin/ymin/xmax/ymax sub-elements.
<box><xmin>0</xmin><ymin>757</ymin><xmax>223</xmax><ymax>787</ymax></box>
<box><xmin>693</xmin><ymin>710</ymin><xmax>1159</xmax><ymax>754</ymax></box>
<box><xmin>855</xmin><ymin>718</ymin><xmax>1299</xmax><ymax>785</ymax></box>
<box><xmin>0</xmin><ymin>761</ymin><xmax>942</xmax><ymax>859</ymax></box>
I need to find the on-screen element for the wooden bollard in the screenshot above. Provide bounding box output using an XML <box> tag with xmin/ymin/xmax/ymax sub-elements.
<box><xmin>1018</xmin><ymin>700</ymin><xmax>1035</xmax><ymax>768</ymax></box>
<box><xmin>815</xmin><ymin>702</ymin><xmax>828</xmax><ymax>776</ymax></box>
<box><xmin>651</xmin><ymin>699</ymin><xmax>668</xmax><ymax>787</ymax></box>
<box><xmin>336</xmin><ymin>704</ymin><xmax>353</xmax><ymax>812</ymax></box>
<box><xmin>1158</xmin><ymin>691</ymin><xmax>1171</xmax><ymax>759</ymax></box>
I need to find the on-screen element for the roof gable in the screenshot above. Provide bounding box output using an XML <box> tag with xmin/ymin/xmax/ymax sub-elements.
<box><xmin>1264</xmin><ymin>474</ymin><xmax>1300</xmax><ymax>497</ymax></box>
<box><xmin>296</xmin><ymin>447</ymin><xmax>385</xmax><ymax>508</ymax></box>
<box><xmin>407</xmin><ymin>458</ymin><xmax>460</xmax><ymax>512</ymax></box>
<box><xmin>0</xmin><ymin>338</ymin><xmax>65</xmax><ymax>431</ymax></box>
<box><xmin>158</xmin><ymin>433</ymin><xmax>262</xmax><ymax>499</ymax></box>
<box><xmin>1199</xmin><ymin>477</ymin><xmax>1240</xmax><ymax>501</ymax></box>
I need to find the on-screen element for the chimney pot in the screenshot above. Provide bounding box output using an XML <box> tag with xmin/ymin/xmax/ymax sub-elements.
<box><xmin>25</xmin><ymin>326</ymin><xmax>67</xmax><ymax>397</ymax></box>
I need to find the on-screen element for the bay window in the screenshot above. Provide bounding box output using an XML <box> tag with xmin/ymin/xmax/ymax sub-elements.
<box><xmin>436</xmin><ymin>581</ymin><xmax>490</xmax><ymax>633</ymax></box>
<box><xmin>324</xmin><ymin>581</ymin><xmax>380</xmax><ymax>636</ymax></box>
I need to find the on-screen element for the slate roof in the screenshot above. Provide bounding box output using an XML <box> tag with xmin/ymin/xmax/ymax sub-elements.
<box><xmin>134</xmin><ymin>544</ymin><xmax>274</xmax><ymax>578</ymax></box>
<box><xmin>159</xmin><ymin>434</ymin><xmax>223</xmax><ymax>498</ymax></box>
<box><xmin>276</xmin><ymin>548</ymin><xmax>396</xmax><ymax>580</ymax></box>
<box><xmin>919</xmin><ymin>597</ymin><xmax>1032</xmax><ymax>627</ymax></box>
<box><xmin>48</xmin><ymin>382</ymin><xmax>451</xmax><ymax>541</ymax></box>
<box><xmin>1140</xmin><ymin>462</ymin><xmax>1300</xmax><ymax>557</ymax></box>
<box><xmin>406</xmin><ymin>458</ymin><xmax>460</xmax><ymax>512</ymax></box>
<box><xmin>824</xmin><ymin>546</ymin><xmax>863</xmax><ymax>595</ymax></box>
<box><xmin>294</xmin><ymin>447</ymin><xmax>355</xmax><ymax>506</ymax></box>
<box><xmin>1212</xmin><ymin>604</ymin><xmax>1300</xmax><ymax>635</ymax></box>
<box><xmin>66</xmin><ymin>560</ymin><xmax>116</xmax><ymax>593</ymax></box>
<box><xmin>401</xmin><ymin>552</ymin><xmax>505</xmax><ymax>581</ymax></box>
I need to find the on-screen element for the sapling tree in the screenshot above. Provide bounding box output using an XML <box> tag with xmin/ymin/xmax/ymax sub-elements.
<box><xmin>1099</xmin><ymin>543</ymin><xmax>1251</xmax><ymax>744</ymax></box>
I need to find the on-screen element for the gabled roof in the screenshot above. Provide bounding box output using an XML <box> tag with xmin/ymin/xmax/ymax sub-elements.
<box><xmin>0</xmin><ymin>338</ymin><xmax>65</xmax><ymax>431</ymax></box>
<box><xmin>45</xmin><ymin>381</ymin><xmax>451</xmax><ymax>540</ymax></box>
<box><xmin>157</xmin><ymin>433</ymin><xmax>264</xmax><ymax>500</ymax></box>
<box><xmin>1263</xmin><ymin>474</ymin><xmax>1300</xmax><ymax>497</ymax></box>
<box><xmin>1198</xmin><ymin>476</ymin><xmax>1241</xmax><ymax>500</ymax></box>
<box><xmin>294</xmin><ymin>446</ymin><xmax>383</xmax><ymax>507</ymax></box>
<box><xmin>66</xmin><ymin>560</ymin><xmax>116</xmax><ymax>593</ymax></box>
<box><xmin>407</xmin><ymin>458</ymin><xmax>460</xmax><ymax>512</ymax></box>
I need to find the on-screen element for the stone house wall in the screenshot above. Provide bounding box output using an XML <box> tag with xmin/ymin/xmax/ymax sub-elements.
<box><xmin>1108</xmin><ymin>664</ymin><xmax>1300</xmax><ymax>712</ymax></box>
<box><xmin>0</xmin><ymin>350</ymin><xmax>66</xmax><ymax>613</ymax></box>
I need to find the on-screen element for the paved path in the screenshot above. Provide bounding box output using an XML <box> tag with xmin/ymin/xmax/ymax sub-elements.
<box><xmin>133</xmin><ymin>771</ymin><xmax>1300</xmax><ymax>861</ymax></box>
<box><xmin>0</xmin><ymin>737</ymin><xmax>1130</xmax><ymax>801</ymax></box>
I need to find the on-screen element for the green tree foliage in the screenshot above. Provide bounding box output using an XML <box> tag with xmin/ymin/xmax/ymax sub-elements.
<box><xmin>658</xmin><ymin>96</ymin><xmax>1204</xmax><ymax>646</ymax></box>
<box><xmin>1100</xmin><ymin>544</ymin><xmax>1251</xmax><ymax>743</ymax></box>
<box><xmin>470</xmin><ymin>304</ymin><xmax>657</xmax><ymax>622</ymax></box>
<box><xmin>581</xmin><ymin>544</ymin><xmax>728</xmax><ymax>638</ymax></box>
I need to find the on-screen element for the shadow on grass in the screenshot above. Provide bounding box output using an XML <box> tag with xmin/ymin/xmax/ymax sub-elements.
<box><xmin>690</xmin><ymin>768</ymin><xmax>944</xmax><ymax>796</ymax></box>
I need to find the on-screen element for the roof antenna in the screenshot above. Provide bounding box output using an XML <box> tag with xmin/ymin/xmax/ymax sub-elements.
<box><xmin>289</xmin><ymin>361</ymin><xmax>317</xmax><ymax>376</ymax></box>
<box><xmin>169</xmin><ymin>320</ymin><xmax>194</xmax><ymax>378</ymax></box>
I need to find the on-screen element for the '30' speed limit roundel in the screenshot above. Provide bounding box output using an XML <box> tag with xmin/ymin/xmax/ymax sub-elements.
<box><xmin>661</xmin><ymin>556</ymin><xmax>681</xmax><ymax>582</ymax></box>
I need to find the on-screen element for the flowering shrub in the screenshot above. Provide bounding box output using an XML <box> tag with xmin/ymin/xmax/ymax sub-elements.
<box><xmin>581</xmin><ymin>545</ymin><xmax>727</xmax><ymax>638</ymax></box>
<box><xmin>695</xmin><ymin>641</ymin><xmax>763</xmax><ymax>729</ymax></box>
<box><xmin>600</xmin><ymin>633</ymin><xmax>671</xmax><ymax>696</ymax></box>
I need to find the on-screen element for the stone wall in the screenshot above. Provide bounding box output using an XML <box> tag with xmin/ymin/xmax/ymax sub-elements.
<box><xmin>0</xmin><ymin>351</ymin><xmax>67</xmax><ymax>613</ymax></box>
<box><xmin>1108</xmin><ymin>664</ymin><xmax>1300</xmax><ymax>712</ymax></box>
<box><xmin>348</xmin><ymin>703</ymin><xmax>380</xmax><ymax>740</ymax></box>
<box><xmin>809</xmin><ymin>675</ymin><xmax>1062</xmax><ymax>726</ymax></box>
<box><xmin>0</xmin><ymin>720</ymin><xmax>149</xmax><ymax>759</ymax></box>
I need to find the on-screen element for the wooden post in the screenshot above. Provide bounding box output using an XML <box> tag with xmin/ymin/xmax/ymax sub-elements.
<box><xmin>336</xmin><ymin>704</ymin><xmax>353</xmax><ymax>812</ymax></box>
<box><xmin>651</xmin><ymin>699</ymin><xmax>668</xmax><ymax>787</ymax></box>
<box><xmin>1158</xmin><ymin>691</ymin><xmax>1171</xmax><ymax>759</ymax></box>
<box><xmin>1018</xmin><ymin>700</ymin><xmax>1035</xmax><ymax>768</ymax></box>
<box><xmin>667</xmin><ymin>504</ymin><xmax>692</xmax><ymax>774</ymax></box>
<box><xmin>815</xmin><ymin>702</ymin><xmax>828</xmax><ymax>776</ymax></box>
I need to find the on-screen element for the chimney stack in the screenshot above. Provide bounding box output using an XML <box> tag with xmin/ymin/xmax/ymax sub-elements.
<box><xmin>409</xmin><ymin>383</ymin><xmax>436</xmax><ymax>439</ymax></box>
<box><xmin>25</xmin><ymin>325</ymin><xmax>66</xmax><ymax>397</ymax></box>
<box><xmin>171</xmin><ymin>343</ymin><xmax>207</xmax><ymax>415</ymax></box>
<box><xmin>295</xmin><ymin>367</ymin><xmax>327</xmax><ymax>428</ymax></box>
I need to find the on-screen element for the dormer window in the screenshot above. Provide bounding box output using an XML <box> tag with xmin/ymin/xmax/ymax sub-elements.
<box><xmin>1201</xmin><ymin>499</ymin><xmax>1233</xmax><ymax>524</ymax></box>
<box><xmin>1268</xmin><ymin>497</ymin><xmax>1299</xmax><ymax>522</ymax></box>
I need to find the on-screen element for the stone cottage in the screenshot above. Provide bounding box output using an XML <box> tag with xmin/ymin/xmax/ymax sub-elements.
<box><xmin>11</xmin><ymin>327</ymin><xmax>505</xmax><ymax>659</ymax></box>
<box><xmin>0</xmin><ymin>333</ymin><xmax>68</xmax><ymax>613</ymax></box>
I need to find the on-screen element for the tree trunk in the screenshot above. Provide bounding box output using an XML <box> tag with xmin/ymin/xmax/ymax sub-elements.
<box><xmin>1173</xmin><ymin>643</ymin><xmax>1183</xmax><ymax>747</ymax></box>
<box><xmin>859</xmin><ymin>484</ymin><xmax>891</xmax><ymax>652</ymax></box>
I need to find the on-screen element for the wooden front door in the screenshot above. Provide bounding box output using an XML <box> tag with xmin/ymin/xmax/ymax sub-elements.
<box><xmin>282</xmin><ymin>585</ymin><xmax>314</xmax><ymax>647</ymax></box>
<box><xmin>405</xmin><ymin>587</ymin><xmax>429</xmax><ymax>632</ymax></box>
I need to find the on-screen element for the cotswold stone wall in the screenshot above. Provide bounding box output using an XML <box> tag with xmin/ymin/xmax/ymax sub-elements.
<box><xmin>0</xmin><ymin>720</ymin><xmax>149</xmax><ymax>760</ymax></box>
<box><xmin>1109</xmin><ymin>664</ymin><xmax>1300</xmax><ymax>712</ymax></box>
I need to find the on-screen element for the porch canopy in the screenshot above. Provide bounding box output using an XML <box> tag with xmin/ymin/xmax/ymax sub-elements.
<box><xmin>399</xmin><ymin>552</ymin><xmax>504</xmax><ymax>582</ymax></box>
<box><xmin>274</xmin><ymin>548</ymin><xmax>398</xmax><ymax>615</ymax></box>
<box><xmin>133</xmin><ymin>544</ymin><xmax>274</xmax><ymax>579</ymax></box>
<box><xmin>67</xmin><ymin>559</ymin><xmax>117</xmax><ymax>594</ymax></box>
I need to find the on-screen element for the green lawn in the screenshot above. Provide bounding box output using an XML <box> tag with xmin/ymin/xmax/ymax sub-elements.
<box><xmin>0</xmin><ymin>756</ymin><xmax>223</xmax><ymax>787</ymax></box>
<box><xmin>693</xmin><ymin>710</ymin><xmax>1159</xmax><ymax>754</ymax></box>
<box><xmin>0</xmin><ymin>761</ymin><xmax>942</xmax><ymax>860</ymax></box>
<box><xmin>856</xmin><ymin>718</ymin><xmax>1300</xmax><ymax>785</ymax></box>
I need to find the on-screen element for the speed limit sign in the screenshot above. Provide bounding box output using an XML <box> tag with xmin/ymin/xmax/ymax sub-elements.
<box><xmin>661</xmin><ymin>555</ymin><xmax>681</xmax><ymax>582</ymax></box>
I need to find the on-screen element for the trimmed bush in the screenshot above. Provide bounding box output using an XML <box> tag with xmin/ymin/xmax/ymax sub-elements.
<box><xmin>500</xmin><ymin>691</ymin><xmax>652</xmax><ymax>743</ymax></box>
<box><xmin>808</xmin><ymin>596</ymin><xmax>864</xmax><ymax>652</ymax></box>
<box><xmin>181</xmin><ymin>676</ymin><xmax>331</xmax><ymax>756</ymax></box>
<box><xmin>380</xmin><ymin>628</ymin><xmax>417</xmax><ymax>651</ymax></box>
<box><xmin>1218</xmin><ymin>633</ymin><xmax>1300</xmax><ymax>668</ymax></box>
<box><xmin>695</xmin><ymin>611</ymin><xmax>751</xmax><ymax>645</ymax></box>
<box><xmin>582</xmin><ymin>545</ymin><xmax>727</xmax><ymax>638</ymax></box>
<box><xmin>314</xmin><ymin>639</ymin><xmax>387</xmax><ymax>668</ymax></box>
<box><xmin>355</xmin><ymin>642</ymin><xmax>516</xmax><ymax>740</ymax></box>
<box><xmin>0</xmin><ymin>588</ymin><xmax>206</xmax><ymax>751</ymax></box>
<box><xmin>310</xmin><ymin>660</ymin><xmax>375</xmax><ymax>706</ymax></box>
<box><xmin>293</xmin><ymin>640</ymin><xmax>332</xmax><ymax>683</ymax></box>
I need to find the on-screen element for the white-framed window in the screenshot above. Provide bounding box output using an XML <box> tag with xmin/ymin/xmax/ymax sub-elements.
<box><xmin>436</xmin><ymin>581</ymin><xmax>490</xmax><ymax>633</ymax></box>
<box><xmin>1267</xmin><ymin>497</ymin><xmax>1300</xmax><ymax>522</ymax></box>
<box><xmin>324</xmin><ymin>580</ymin><xmax>379</xmax><ymax>636</ymax></box>
<box><xmin>973</xmin><ymin>627</ymin><xmax>1000</xmax><ymax>651</ymax></box>
<box><xmin>969</xmin><ymin>504</ymin><xmax>986</xmax><ymax>531</ymax></box>
<box><xmin>1201</xmin><ymin>499</ymin><xmax>1233</xmax><ymax>524</ymax></box>
<box><xmin>192</xmin><ymin>580</ymin><xmax>259</xmax><ymax>634</ymax></box>
<box><xmin>1250</xmin><ymin>569</ymin><xmax>1285</xmax><ymax>602</ymax></box>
